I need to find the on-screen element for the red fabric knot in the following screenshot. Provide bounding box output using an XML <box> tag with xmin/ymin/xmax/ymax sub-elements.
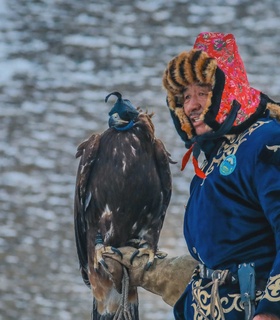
<box><xmin>181</xmin><ymin>144</ymin><xmax>206</xmax><ymax>179</ymax></box>
<box><xmin>181</xmin><ymin>144</ymin><xmax>194</xmax><ymax>171</ymax></box>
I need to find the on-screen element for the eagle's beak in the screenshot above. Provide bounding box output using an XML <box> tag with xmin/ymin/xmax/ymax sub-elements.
<box><xmin>109</xmin><ymin>113</ymin><xmax>129</xmax><ymax>128</ymax></box>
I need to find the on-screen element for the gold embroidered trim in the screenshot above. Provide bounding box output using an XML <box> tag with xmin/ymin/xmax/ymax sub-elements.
<box><xmin>266</xmin><ymin>145</ymin><xmax>280</xmax><ymax>152</ymax></box>
<box><xmin>201</xmin><ymin>120</ymin><xmax>269</xmax><ymax>176</ymax></box>
<box><xmin>191</xmin><ymin>279</ymin><xmax>263</xmax><ymax>319</ymax></box>
<box><xmin>262</xmin><ymin>274</ymin><xmax>280</xmax><ymax>302</ymax></box>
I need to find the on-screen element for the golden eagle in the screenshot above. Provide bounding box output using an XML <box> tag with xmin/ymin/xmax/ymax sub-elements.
<box><xmin>74</xmin><ymin>92</ymin><xmax>172</xmax><ymax>319</ymax></box>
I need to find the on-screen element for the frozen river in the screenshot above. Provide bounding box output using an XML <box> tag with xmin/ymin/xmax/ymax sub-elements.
<box><xmin>1</xmin><ymin>0</ymin><xmax>280</xmax><ymax>319</ymax></box>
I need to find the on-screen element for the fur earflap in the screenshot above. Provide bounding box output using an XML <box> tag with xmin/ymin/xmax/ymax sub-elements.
<box><xmin>163</xmin><ymin>50</ymin><xmax>216</xmax><ymax>102</ymax></box>
<box><xmin>267</xmin><ymin>102</ymin><xmax>280</xmax><ymax>121</ymax></box>
<box><xmin>163</xmin><ymin>50</ymin><xmax>216</xmax><ymax>139</ymax></box>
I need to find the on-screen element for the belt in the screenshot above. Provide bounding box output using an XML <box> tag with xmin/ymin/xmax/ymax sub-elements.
<box><xmin>198</xmin><ymin>263</ymin><xmax>266</xmax><ymax>291</ymax></box>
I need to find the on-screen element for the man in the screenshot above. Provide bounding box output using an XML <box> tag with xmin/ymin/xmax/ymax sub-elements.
<box><xmin>181</xmin><ymin>83</ymin><xmax>212</xmax><ymax>135</ymax></box>
<box><xmin>104</xmin><ymin>32</ymin><xmax>280</xmax><ymax>320</ymax></box>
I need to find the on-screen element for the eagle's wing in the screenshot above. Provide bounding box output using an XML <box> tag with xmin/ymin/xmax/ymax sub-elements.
<box><xmin>74</xmin><ymin>133</ymin><xmax>101</xmax><ymax>287</ymax></box>
<box><xmin>149</xmin><ymin>137</ymin><xmax>172</xmax><ymax>243</ymax></box>
<box><xmin>154</xmin><ymin>138</ymin><xmax>172</xmax><ymax>209</ymax></box>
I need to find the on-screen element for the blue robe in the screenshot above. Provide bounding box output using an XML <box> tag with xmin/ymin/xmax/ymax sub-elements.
<box><xmin>174</xmin><ymin>116</ymin><xmax>280</xmax><ymax>319</ymax></box>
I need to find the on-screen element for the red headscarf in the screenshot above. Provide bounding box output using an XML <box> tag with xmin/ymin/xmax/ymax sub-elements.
<box><xmin>193</xmin><ymin>32</ymin><xmax>261</xmax><ymax>126</ymax></box>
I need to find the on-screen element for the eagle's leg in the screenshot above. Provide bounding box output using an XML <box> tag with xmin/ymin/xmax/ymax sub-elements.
<box><xmin>94</xmin><ymin>233</ymin><xmax>123</xmax><ymax>271</ymax></box>
<box><xmin>125</xmin><ymin>238</ymin><xmax>142</xmax><ymax>248</ymax></box>
<box><xmin>130</xmin><ymin>240</ymin><xmax>167</xmax><ymax>270</ymax></box>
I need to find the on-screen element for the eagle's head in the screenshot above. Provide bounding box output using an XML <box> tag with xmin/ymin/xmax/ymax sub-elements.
<box><xmin>105</xmin><ymin>92</ymin><xmax>139</xmax><ymax>131</ymax></box>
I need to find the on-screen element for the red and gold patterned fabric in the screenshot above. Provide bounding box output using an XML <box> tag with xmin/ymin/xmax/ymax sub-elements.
<box><xmin>193</xmin><ymin>32</ymin><xmax>261</xmax><ymax>126</ymax></box>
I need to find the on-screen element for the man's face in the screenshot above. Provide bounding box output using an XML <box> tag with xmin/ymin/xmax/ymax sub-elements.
<box><xmin>183</xmin><ymin>84</ymin><xmax>212</xmax><ymax>136</ymax></box>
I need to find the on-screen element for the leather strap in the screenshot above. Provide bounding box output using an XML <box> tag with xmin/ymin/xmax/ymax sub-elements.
<box><xmin>198</xmin><ymin>263</ymin><xmax>266</xmax><ymax>291</ymax></box>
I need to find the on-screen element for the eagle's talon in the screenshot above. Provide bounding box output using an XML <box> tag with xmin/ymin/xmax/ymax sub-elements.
<box><xmin>94</xmin><ymin>245</ymin><xmax>118</xmax><ymax>271</ymax></box>
<box><xmin>155</xmin><ymin>250</ymin><xmax>168</xmax><ymax>259</ymax></box>
<box><xmin>138</xmin><ymin>240</ymin><xmax>149</xmax><ymax>249</ymax></box>
<box><xmin>111</xmin><ymin>247</ymin><xmax>123</xmax><ymax>259</ymax></box>
<box><xmin>144</xmin><ymin>261</ymin><xmax>152</xmax><ymax>271</ymax></box>
<box><xmin>99</xmin><ymin>258</ymin><xmax>108</xmax><ymax>270</ymax></box>
<box><xmin>129</xmin><ymin>246</ymin><xmax>167</xmax><ymax>269</ymax></box>
<box><xmin>130</xmin><ymin>249</ymin><xmax>140</xmax><ymax>265</ymax></box>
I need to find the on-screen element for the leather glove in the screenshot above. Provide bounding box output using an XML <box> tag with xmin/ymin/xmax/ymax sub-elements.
<box><xmin>103</xmin><ymin>246</ymin><xmax>198</xmax><ymax>306</ymax></box>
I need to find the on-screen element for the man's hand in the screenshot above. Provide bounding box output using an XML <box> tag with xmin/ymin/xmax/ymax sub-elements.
<box><xmin>103</xmin><ymin>246</ymin><xmax>198</xmax><ymax>306</ymax></box>
<box><xmin>253</xmin><ymin>314</ymin><xmax>280</xmax><ymax>320</ymax></box>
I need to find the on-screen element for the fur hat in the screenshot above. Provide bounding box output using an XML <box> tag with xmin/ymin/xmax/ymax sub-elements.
<box><xmin>163</xmin><ymin>32</ymin><xmax>280</xmax><ymax>146</ymax></box>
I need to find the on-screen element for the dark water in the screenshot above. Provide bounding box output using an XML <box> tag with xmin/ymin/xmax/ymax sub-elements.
<box><xmin>1</xmin><ymin>0</ymin><xmax>280</xmax><ymax>319</ymax></box>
